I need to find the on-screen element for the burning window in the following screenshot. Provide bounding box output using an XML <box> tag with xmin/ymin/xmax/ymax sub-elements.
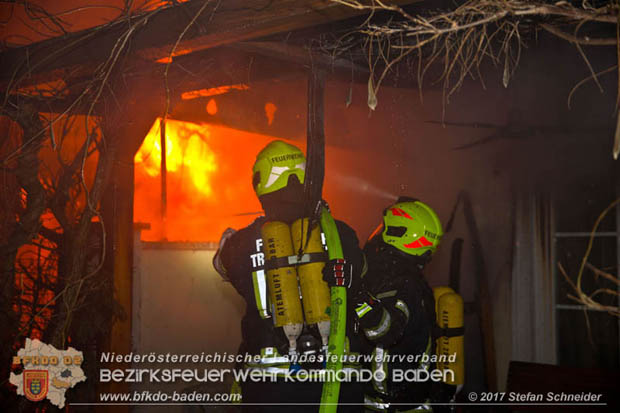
<box><xmin>134</xmin><ymin>118</ymin><xmax>289</xmax><ymax>242</ymax></box>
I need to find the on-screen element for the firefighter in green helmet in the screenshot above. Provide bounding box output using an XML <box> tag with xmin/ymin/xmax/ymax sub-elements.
<box><xmin>353</xmin><ymin>197</ymin><xmax>443</xmax><ymax>412</ymax></box>
<box><xmin>213</xmin><ymin>140</ymin><xmax>365</xmax><ymax>412</ymax></box>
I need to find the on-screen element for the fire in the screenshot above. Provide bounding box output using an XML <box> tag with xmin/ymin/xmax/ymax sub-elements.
<box><xmin>206</xmin><ymin>99</ymin><xmax>218</xmax><ymax>115</ymax></box>
<box><xmin>181</xmin><ymin>84</ymin><xmax>250</xmax><ymax>100</ymax></box>
<box><xmin>134</xmin><ymin>119</ymin><xmax>285</xmax><ymax>242</ymax></box>
<box><xmin>155</xmin><ymin>47</ymin><xmax>194</xmax><ymax>64</ymax></box>
<box><xmin>265</xmin><ymin>102</ymin><xmax>277</xmax><ymax>125</ymax></box>
<box><xmin>135</xmin><ymin>120</ymin><xmax>217</xmax><ymax>196</ymax></box>
<box><xmin>17</xmin><ymin>80</ymin><xmax>68</xmax><ymax>97</ymax></box>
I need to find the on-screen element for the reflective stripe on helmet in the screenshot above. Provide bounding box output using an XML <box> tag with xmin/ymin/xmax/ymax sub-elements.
<box><xmin>264</xmin><ymin>165</ymin><xmax>291</xmax><ymax>189</ymax></box>
<box><xmin>404</xmin><ymin>236</ymin><xmax>434</xmax><ymax>249</ymax></box>
<box><xmin>390</xmin><ymin>207</ymin><xmax>413</xmax><ymax>220</ymax></box>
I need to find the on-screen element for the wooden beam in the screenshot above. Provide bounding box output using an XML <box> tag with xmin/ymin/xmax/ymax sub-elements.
<box><xmin>230</xmin><ymin>41</ymin><xmax>369</xmax><ymax>75</ymax></box>
<box><xmin>7</xmin><ymin>46</ymin><xmax>311</xmax><ymax>116</ymax></box>
<box><xmin>0</xmin><ymin>0</ymin><xmax>419</xmax><ymax>87</ymax></box>
<box><xmin>96</xmin><ymin>73</ymin><xmax>164</xmax><ymax>413</ymax></box>
<box><xmin>165</xmin><ymin>46</ymin><xmax>309</xmax><ymax>93</ymax></box>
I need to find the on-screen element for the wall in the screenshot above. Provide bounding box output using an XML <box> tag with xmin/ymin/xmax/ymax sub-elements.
<box><xmin>131</xmin><ymin>238</ymin><xmax>245</xmax><ymax>413</ymax></box>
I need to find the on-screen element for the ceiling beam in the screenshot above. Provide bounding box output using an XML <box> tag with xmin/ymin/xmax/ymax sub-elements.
<box><xmin>231</xmin><ymin>41</ymin><xmax>368</xmax><ymax>75</ymax></box>
<box><xmin>8</xmin><ymin>47</ymin><xmax>308</xmax><ymax>116</ymax></box>
<box><xmin>1</xmin><ymin>0</ymin><xmax>419</xmax><ymax>88</ymax></box>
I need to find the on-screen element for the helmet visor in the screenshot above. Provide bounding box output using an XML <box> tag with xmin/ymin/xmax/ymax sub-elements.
<box><xmin>253</xmin><ymin>160</ymin><xmax>305</xmax><ymax>196</ymax></box>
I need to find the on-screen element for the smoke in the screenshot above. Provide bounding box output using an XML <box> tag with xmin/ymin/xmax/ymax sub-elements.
<box><xmin>332</xmin><ymin>172</ymin><xmax>398</xmax><ymax>201</ymax></box>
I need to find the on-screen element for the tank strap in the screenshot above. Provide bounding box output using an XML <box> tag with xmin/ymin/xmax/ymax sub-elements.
<box><xmin>432</xmin><ymin>325</ymin><xmax>465</xmax><ymax>339</ymax></box>
<box><xmin>264</xmin><ymin>252</ymin><xmax>327</xmax><ymax>270</ymax></box>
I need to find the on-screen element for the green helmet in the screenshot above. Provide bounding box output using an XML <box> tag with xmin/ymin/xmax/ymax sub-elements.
<box><xmin>371</xmin><ymin>199</ymin><xmax>443</xmax><ymax>257</ymax></box>
<box><xmin>252</xmin><ymin>140</ymin><xmax>306</xmax><ymax>197</ymax></box>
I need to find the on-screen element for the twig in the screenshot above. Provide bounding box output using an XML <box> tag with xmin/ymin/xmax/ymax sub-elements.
<box><xmin>163</xmin><ymin>0</ymin><xmax>217</xmax><ymax>121</ymax></box>
<box><xmin>585</xmin><ymin>262</ymin><xmax>620</xmax><ymax>287</ymax></box>
<box><xmin>567</xmin><ymin>65</ymin><xmax>617</xmax><ymax>109</ymax></box>
<box><xmin>327</xmin><ymin>0</ymin><xmax>618</xmax><ymax>114</ymax></box>
<box><xmin>558</xmin><ymin>199</ymin><xmax>620</xmax><ymax>317</ymax></box>
<box><xmin>540</xmin><ymin>23</ymin><xmax>616</xmax><ymax>46</ymax></box>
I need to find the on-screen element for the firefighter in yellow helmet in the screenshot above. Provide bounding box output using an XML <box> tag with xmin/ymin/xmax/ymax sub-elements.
<box><xmin>353</xmin><ymin>197</ymin><xmax>443</xmax><ymax>412</ymax></box>
<box><xmin>213</xmin><ymin>140</ymin><xmax>364</xmax><ymax>412</ymax></box>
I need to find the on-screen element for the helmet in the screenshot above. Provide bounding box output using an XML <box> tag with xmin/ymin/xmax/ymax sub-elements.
<box><xmin>252</xmin><ymin>140</ymin><xmax>306</xmax><ymax>197</ymax></box>
<box><xmin>369</xmin><ymin>198</ymin><xmax>443</xmax><ymax>257</ymax></box>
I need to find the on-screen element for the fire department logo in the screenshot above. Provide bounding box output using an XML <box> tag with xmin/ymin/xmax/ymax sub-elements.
<box><xmin>10</xmin><ymin>338</ymin><xmax>86</xmax><ymax>408</ymax></box>
<box><xmin>23</xmin><ymin>370</ymin><xmax>49</xmax><ymax>402</ymax></box>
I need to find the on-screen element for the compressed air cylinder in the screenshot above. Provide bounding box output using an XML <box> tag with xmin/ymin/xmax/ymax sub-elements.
<box><xmin>261</xmin><ymin>221</ymin><xmax>303</xmax><ymax>354</ymax></box>
<box><xmin>433</xmin><ymin>286</ymin><xmax>455</xmax><ymax>313</ymax></box>
<box><xmin>291</xmin><ymin>218</ymin><xmax>331</xmax><ymax>346</ymax></box>
<box><xmin>433</xmin><ymin>287</ymin><xmax>454</xmax><ymax>379</ymax></box>
<box><xmin>436</xmin><ymin>291</ymin><xmax>465</xmax><ymax>386</ymax></box>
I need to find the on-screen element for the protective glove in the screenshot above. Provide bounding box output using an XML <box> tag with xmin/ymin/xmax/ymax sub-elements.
<box><xmin>321</xmin><ymin>258</ymin><xmax>353</xmax><ymax>288</ymax></box>
<box><xmin>353</xmin><ymin>293</ymin><xmax>391</xmax><ymax>342</ymax></box>
<box><xmin>353</xmin><ymin>292</ymin><xmax>382</xmax><ymax>325</ymax></box>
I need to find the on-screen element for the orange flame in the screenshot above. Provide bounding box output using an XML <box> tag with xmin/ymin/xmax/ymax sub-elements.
<box><xmin>181</xmin><ymin>84</ymin><xmax>250</xmax><ymax>100</ymax></box>
<box><xmin>135</xmin><ymin>120</ymin><xmax>217</xmax><ymax>196</ymax></box>
<box><xmin>17</xmin><ymin>80</ymin><xmax>68</xmax><ymax>97</ymax></box>
<box><xmin>206</xmin><ymin>99</ymin><xmax>218</xmax><ymax>115</ymax></box>
<box><xmin>265</xmin><ymin>102</ymin><xmax>277</xmax><ymax>125</ymax></box>
<box><xmin>134</xmin><ymin>119</ymin><xmax>285</xmax><ymax>242</ymax></box>
<box><xmin>155</xmin><ymin>47</ymin><xmax>194</xmax><ymax>64</ymax></box>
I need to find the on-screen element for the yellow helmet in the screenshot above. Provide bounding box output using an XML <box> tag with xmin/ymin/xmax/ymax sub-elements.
<box><xmin>370</xmin><ymin>198</ymin><xmax>443</xmax><ymax>257</ymax></box>
<box><xmin>252</xmin><ymin>140</ymin><xmax>306</xmax><ymax>197</ymax></box>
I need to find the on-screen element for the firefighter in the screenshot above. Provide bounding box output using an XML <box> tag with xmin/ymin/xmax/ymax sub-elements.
<box><xmin>353</xmin><ymin>197</ymin><xmax>443</xmax><ymax>412</ymax></box>
<box><xmin>213</xmin><ymin>140</ymin><xmax>364</xmax><ymax>412</ymax></box>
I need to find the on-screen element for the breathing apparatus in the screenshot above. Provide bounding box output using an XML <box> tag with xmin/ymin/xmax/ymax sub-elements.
<box><xmin>254</xmin><ymin>141</ymin><xmax>332</xmax><ymax>356</ymax></box>
<box><xmin>433</xmin><ymin>287</ymin><xmax>465</xmax><ymax>390</ymax></box>
<box><xmin>260</xmin><ymin>218</ymin><xmax>332</xmax><ymax>355</ymax></box>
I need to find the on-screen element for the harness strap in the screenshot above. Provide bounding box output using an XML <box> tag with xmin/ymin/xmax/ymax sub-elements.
<box><xmin>432</xmin><ymin>326</ymin><xmax>465</xmax><ymax>339</ymax></box>
<box><xmin>264</xmin><ymin>252</ymin><xmax>327</xmax><ymax>270</ymax></box>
